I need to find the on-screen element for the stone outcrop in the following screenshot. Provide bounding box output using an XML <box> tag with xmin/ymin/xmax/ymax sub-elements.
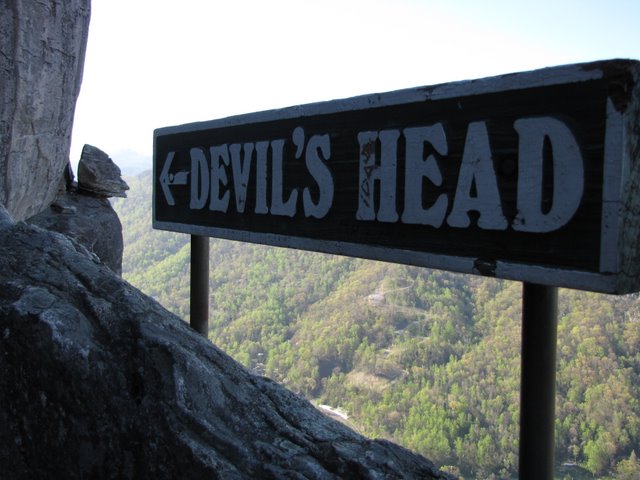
<box><xmin>78</xmin><ymin>144</ymin><xmax>130</xmax><ymax>198</ymax></box>
<box><xmin>27</xmin><ymin>191</ymin><xmax>124</xmax><ymax>275</ymax></box>
<box><xmin>0</xmin><ymin>0</ymin><xmax>91</xmax><ymax>221</ymax></box>
<box><xmin>0</xmin><ymin>215</ymin><xmax>452</xmax><ymax>479</ymax></box>
<box><xmin>26</xmin><ymin>144</ymin><xmax>129</xmax><ymax>276</ymax></box>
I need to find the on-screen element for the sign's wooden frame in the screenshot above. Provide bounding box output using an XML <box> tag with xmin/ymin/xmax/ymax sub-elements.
<box><xmin>154</xmin><ymin>60</ymin><xmax>640</xmax><ymax>294</ymax></box>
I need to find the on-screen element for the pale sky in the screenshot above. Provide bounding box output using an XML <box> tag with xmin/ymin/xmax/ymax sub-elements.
<box><xmin>70</xmin><ymin>0</ymin><xmax>640</xmax><ymax>172</ymax></box>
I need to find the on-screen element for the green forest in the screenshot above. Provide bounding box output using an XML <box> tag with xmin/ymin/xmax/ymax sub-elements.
<box><xmin>112</xmin><ymin>171</ymin><xmax>640</xmax><ymax>479</ymax></box>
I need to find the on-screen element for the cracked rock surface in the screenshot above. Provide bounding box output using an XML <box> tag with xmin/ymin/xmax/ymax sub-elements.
<box><xmin>0</xmin><ymin>0</ymin><xmax>90</xmax><ymax>221</ymax></box>
<box><xmin>0</xmin><ymin>220</ymin><xmax>451</xmax><ymax>479</ymax></box>
<box><xmin>27</xmin><ymin>191</ymin><xmax>124</xmax><ymax>276</ymax></box>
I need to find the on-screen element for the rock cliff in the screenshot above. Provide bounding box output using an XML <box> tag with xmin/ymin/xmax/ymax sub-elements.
<box><xmin>0</xmin><ymin>212</ymin><xmax>450</xmax><ymax>479</ymax></box>
<box><xmin>0</xmin><ymin>0</ymin><xmax>90</xmax><ymax>220</ymax></box>
<box><xmin>27</xmin><ymin>191</ymin><xmax>124</xmax><ymax>275</ymax></box>
<box><xmin>27</xmin><ymin>143</ymin><xmax>129</xmax><ymax>276</ymax></box>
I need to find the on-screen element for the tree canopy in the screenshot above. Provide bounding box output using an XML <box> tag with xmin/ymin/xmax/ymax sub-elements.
<box><xmin>113</xmin><ymin>171</ymin><xmax>640</xmax><ymax>479</ymax></box>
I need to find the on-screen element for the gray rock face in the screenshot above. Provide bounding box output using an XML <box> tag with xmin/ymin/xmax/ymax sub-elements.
<box><xmin>0</xmin><ymin>221</ymin><xmax>452</xmax><ymax>480</ymax></box>
<box><xmin>27</xmin><ymin>191</ymin><xmax>124</xmax><ymax>275</ymax></box>
<box><xmin>0</xmin><ymin>0</ymin><xmax>91</xmax><ymax>221</ymax></box>
<box><xmin>78</xmin><ymin>144</ymin><xmax>130</xmax><ymax>197</ymax></box>
<box><xmin>0</xmin><ymin>204</ymin><xmax>14</xmax><ymax>229</ymax></box>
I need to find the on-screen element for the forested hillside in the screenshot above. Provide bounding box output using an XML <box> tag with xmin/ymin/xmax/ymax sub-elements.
<box><xmin>112</xmin><ymin>170</ymin><xmax>640</xmax><ymax>479</ymax></box>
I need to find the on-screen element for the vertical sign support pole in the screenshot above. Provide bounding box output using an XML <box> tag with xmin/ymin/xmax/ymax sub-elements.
<box><xmin>190</xmin><ymin>235</ymin><xmax>209</xmax><ymax>336</ymax></box>
<box><xmin>519</xmin><ymin>282</ymin><xmax>558</xmax><ymax>479</ymax></box>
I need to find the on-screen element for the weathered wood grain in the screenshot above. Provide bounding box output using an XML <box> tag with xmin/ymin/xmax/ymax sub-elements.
<box><xmin>154</xmin><ymin>60</ymin><xmax>640</xmax><ymax>294</ymax></box>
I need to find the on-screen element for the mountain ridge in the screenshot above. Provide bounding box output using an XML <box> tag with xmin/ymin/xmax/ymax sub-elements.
<box><xmin>113</xmin><ymin>170</ymin><xmax>640</xmax><ymax>479</ymax></box>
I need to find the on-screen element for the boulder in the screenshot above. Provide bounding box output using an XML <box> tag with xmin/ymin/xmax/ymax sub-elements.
<box><xmin>78</xmin><ymin>144</ymin><xmax>130</xmax><ymax>198</ymax></box>
<box><xmin>0</xmin><ymin>0</ymin><xmax>91</xmax><ymax>221</ymax></box>
<box><xmin>0</xmin><ymin>204</ymin><xmax>14</xmax><ymax>229</ymax></box>
<box><xmin>27</xmin><ymin>191</ymin><xmax>124</xmax><ymax>275</ymax></box>
<box><xmin>0</xmin><ymin>220</ymin><xmax>452</xmax><ymax>480</ymax></box>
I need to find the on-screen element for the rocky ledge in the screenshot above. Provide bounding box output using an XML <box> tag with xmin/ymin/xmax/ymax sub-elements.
<box><xmin>0</xmin><ymin>211</ymin><xmax>451</xmax><ymax>479</ymax></box>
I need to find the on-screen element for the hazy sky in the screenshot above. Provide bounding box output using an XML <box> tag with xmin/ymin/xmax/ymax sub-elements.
<box><xmin>70</xmin><ymin>0</ymin><xmax>640</xmax><ymax>171</ymax></box>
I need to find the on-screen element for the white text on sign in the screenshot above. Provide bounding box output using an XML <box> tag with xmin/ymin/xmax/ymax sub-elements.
<box><xmin>180</xmin><ymin>118</ymin><xmax>584</xmax><ymax>233</ymax></box>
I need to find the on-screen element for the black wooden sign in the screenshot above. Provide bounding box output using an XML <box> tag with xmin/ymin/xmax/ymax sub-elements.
<box><xmin>154</xmin><ymin>59</ymin><xmax>640</xmax><ymax>294</ymax></box>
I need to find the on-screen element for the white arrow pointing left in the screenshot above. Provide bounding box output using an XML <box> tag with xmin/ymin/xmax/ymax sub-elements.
<box><xmin>159</xmin><ymin>151</ymin><xmax>188</xmax><ymax>206</ymax></box>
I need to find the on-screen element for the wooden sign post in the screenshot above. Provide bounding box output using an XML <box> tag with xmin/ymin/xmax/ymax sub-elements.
<box><xmin>520</xmin><ymin>283</ymin><xmax>558</xmax><ymax>478</ymax></box>
<box><xmin>153</xmin><ymin>60</ymin><xmax>640</xmax><ymax>478</ymax></box>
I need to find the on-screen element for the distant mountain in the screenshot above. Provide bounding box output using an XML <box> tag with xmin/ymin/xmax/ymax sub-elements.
<box><xmin>112</xmin><ymin>171</ymin><xmax>640</xmax><ymax>479</ymax></box>
<box><xmin>111</xmin><ymin>149</ymin><xmax>151</xmax><ymax>176</ymax></box>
